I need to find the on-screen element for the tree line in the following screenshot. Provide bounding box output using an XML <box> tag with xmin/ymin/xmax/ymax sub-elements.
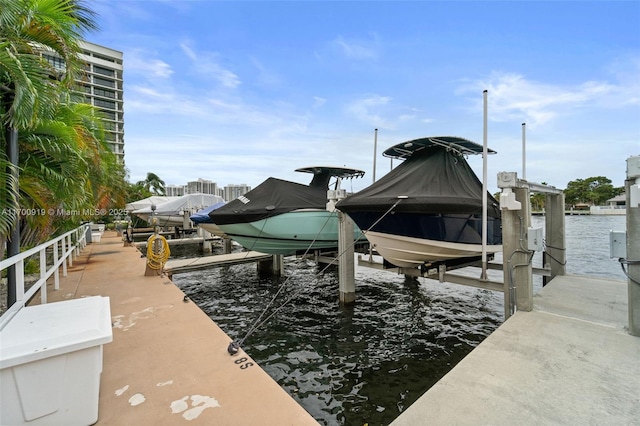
<box><xmin>529</xmin><ymin>176</ymin><xmax>624</xmax><ymax>211</ymax></box>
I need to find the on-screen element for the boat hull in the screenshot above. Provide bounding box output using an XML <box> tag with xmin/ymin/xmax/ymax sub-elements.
<box><xmin>342</xmin><ymin>211</ymin><xmax>501</xmax><ymax>268</ymax></box>
<box><xmin>216</xmin><ymin>210</ymin><xmax>363</xmax><ymax>255</ymax></box>
<box><xmin>364</xmin><ymin>230</ymin><xmax>501</xmax><ymax>268</ymax></box>
<box><xmin>197</xmin><ymin>223</ymin><xmax>227</xmax><ymax>238</ymax></box>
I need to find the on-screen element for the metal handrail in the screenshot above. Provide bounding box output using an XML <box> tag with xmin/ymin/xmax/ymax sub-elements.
<box><xmin>0</xmin><ymin>223</ymin><xmax>90</xmax><ymax>330</ymax></box>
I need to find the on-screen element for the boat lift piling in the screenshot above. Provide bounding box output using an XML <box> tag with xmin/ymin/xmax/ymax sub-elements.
<box><xmin>498</xmin><ymin>171</ymin><xmax>564</xmax><ymax>319</ymax></box>
<box><xmin>626</xmin><ymin>155</ymin><xmax>640</xmax><ymax>336</ymax></box>
<box><xmin>327</xmin><ymin>186</ymin><xmax>356</xmax><ymax>305</ymax></box>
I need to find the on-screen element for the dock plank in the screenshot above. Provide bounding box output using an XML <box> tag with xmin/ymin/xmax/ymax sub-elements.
<box><xmin>165</xmin><ymin>251</ymin><xmax>273</xmax><ymax>275</ymax></box>
<box><xmin>40</xmin><ymin>232</ymin><xmax>318</xmax><ymax>426</ymax></box>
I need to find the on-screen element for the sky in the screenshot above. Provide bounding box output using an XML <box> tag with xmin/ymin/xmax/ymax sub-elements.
<box><xmin>88</xmin><ymin>1</ymin><xmax>640</xmax><ymax>194</ymax></box>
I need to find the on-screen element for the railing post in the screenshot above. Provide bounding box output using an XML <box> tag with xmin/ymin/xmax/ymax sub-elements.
<box><xmin>54</xmin><ymin>239</ymin><xmax>60</xmax><ymax>289</ymax></box>
<box><xmin>61</xmin><ymin>238</ymin><xmax>68</xmax><ymax>276</ymax></box>
<box><xmin>67</xmin><ymin>234</ymin><xmax>73</xmax><ymax>267</ymax></box>
<box><xmin>40</xmin><ymin>249</ymin><xmax>47</xmax><ymax>304</ymax></box>
<box><xmin>15</xmin><ymin>260</ymin><xmax>24</xmax><ymax>304</ymax></box>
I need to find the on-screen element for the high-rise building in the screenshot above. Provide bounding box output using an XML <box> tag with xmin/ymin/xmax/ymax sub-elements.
<box><xmin>165</xmin><ymin>185</ymin><xmax>186</xmax><ymax>197</ymax></box>
<box><xmin>39</xmin><ymin>41</ymin><xmax>124</xmax><ymax>163</ymax></box>
<box><xmin>187</xmin><ymin>178</ymin><xmax>219</xmax><ymax>196</ymax></box>
<box><xmin>75</xmin><ymin>41</ymin><xmax>125</xmax><ymax>163</ymax></box>
<box><xmin>223</xmin><ymin>184</ymin><xmax>251</xmax><ymax>202</ymax></box>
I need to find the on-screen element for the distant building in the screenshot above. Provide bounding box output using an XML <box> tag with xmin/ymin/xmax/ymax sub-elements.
<box><xmin>165</xmin><ymin>185</ymin><xmax>186</xmax><ymax>197</ymax></box>
<box><xmin>187</xmin><ymin>178</ymin><xmax>219</xmax><ymax>196</ymax></box>
<box><xmin>224</xmin><ymin>184</ymin><xmax>251</xmax><ymax>202</ymax></box>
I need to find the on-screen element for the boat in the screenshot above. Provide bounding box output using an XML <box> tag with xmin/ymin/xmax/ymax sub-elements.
<box><xmin>208</xmin><ymin>167</ymin><xmax>365</xmax><ymax>255</ymax></box>
<box><xmin>132</xmin><ymin>193</ymin><xmax>225</xmax><ymax>227</ymax></box>
<box><xmin>335</xmin><ymin>136</ymin><xmax>502</xmax><ymax>269</ymax></box>
<box><xmin>190</xmin><ymin>201</ymin><xmax>227</xmax><ymax>237</ymax></box>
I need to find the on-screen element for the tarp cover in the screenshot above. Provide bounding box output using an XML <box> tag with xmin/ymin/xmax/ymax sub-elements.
<box><xmin>209</xmin><ymin>178</ymin><xmax>329</xmax><ymax>225</ymax></box>
<box><xmin>336</xmin><ymin>146</ymin><xmax>500</xmax><ymax>217</ymax></box>
<box><xmin>190</xmin><ymin>201</ymin><xmax>226</xmax><ymax>224</ymax></box>
<box><xmin>125</xmin><ymin>196</ymin><xmax>180</xmax><ymax>212</ymax></box>
<box><xmin>133</xmin><ymin>193</ymin><xmax>224</xmax><ymax>216</ymax></box>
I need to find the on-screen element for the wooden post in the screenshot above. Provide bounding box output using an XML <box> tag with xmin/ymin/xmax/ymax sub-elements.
<box><xmin>338</xmin><ymin>211</ymin><xmax>355</xmax><ymax>305</ymax></box>
<box><xmin>543</xmin><ymin>193</ymin><xmax>566</xmax><ymax>285</ymax></box>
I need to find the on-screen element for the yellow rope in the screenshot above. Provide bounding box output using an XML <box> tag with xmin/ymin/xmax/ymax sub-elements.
<box><xmin>146</xmin><ymin>234</ymin><xmax>170</xmax><ymax>270</ymax></box>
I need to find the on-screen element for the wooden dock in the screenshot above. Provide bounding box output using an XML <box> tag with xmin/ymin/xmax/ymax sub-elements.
<box><xmin>391</xmin><ymin>274</ymin><xmax>640</xmax><ymax>425</ymax></box>
<box><xmin>35</xmin><ymin>231</ymin><xmax>318</xmax><ymax>425</ymax></box>
<box><xmin>164</xmin><ymin>251</ymin><xmax>274</xmax><ymax>276</ymax></box>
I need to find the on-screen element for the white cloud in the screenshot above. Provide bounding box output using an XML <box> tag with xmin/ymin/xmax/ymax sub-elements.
<box><xmin>313</xmin><ymin>96</ymin><xmax>327</xmax><ymax>108</ymax></box>
<box><xmin>179</xmin><ymin>42</ymin><xmax>241</xmax><ymax>89</ymax></box>
<box><xmin>456</xmin><ymin>70</ymin><xmax>636</xmax><ymax>127</ymax></box>
<box><xmin>333</xmin><ymin>35</ymin><xmax>379</xmax><ymax>60</ymax></box>
<box><xmin>125</xmin><ymin>51</ymin><xmax>173</xmax><ymax>79</ymax></box>
<box><xmin>345</xmin><ymin>95</ymin><xmax>392</xmax><ymax>127</ymax></box>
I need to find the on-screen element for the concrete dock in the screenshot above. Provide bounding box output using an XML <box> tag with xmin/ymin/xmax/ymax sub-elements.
<box><xmin>391</xmin><ymin>274</ymin><xmax>640</xmax><ymax>425</ymax></box>
<box><xmin>37</xmin><ymin>231</ymin><xmax>318</xmax><ymax>425</ymax></box>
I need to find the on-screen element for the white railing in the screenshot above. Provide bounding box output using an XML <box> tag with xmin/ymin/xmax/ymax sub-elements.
<box><xmin>0</xmin><ymin>223</ymin><xmax>90</xmax><ymax>330</ymax></box>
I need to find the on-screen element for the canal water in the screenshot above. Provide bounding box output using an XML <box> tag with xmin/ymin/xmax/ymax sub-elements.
<box><xmin>171</xmin><ymin>214</ymin><xmax>627</xmax><ymax>426</ymax></box>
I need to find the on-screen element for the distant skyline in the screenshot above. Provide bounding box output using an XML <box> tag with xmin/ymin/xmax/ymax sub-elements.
<box><xmin>89</xmin><ymin>1</ymin><xmax>639</xmax><ymax>194</ymax></box>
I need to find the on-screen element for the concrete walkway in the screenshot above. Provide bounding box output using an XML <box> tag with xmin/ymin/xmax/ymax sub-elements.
<box><xmin>43</xmin><ymin>231</ymin><xmax>318</xmax><ymax>426</ymax></box>
<box><xmin>391</xmin><ymin>274</ymin><xmax>640</xmax><ymax>425</ymax></box>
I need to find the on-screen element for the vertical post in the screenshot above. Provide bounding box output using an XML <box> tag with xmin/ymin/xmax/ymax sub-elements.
<box><xmin>223</xmin><ymin>237</ymin><xmax>232</xmax><ymax>254</ymax></box>
<box><xmin>481</xmin><ymin>90</ymin><xmax>488</xmax><ymax>279</ymax></box>
<box><xmin>501</xmin><ymin>186</ymin><xmax>532</xmax><ymax>319</ymax></box>
<box><xmin>522</xmin><ymin>123</ymin><xmax>526</xmax><ymax>180</ymax></box>
<box><xmin>626</xmin><ymin>155</ymin><xmax>640</xmax><ymax>336</ymax></box>
<box><xmin>543</xmin><ymin>193</ymin><xmax>566</xmax><ymax>285</ymax></box>
<box><xmin>6</xmin><ymin>126</ymin><xmax>19</xmax><ymax>306</ymax></box>
<box><xmin>40</xmin><ymin>249</ymin><xmax>47</xmax><ymax>304</ymax></box>
<box><xmin>372</xmin><ymin>128</ymin><xmax>378</xmax><ymax>183</ymax></box>
<box><xmin>53</xmin><ymin>239</ymin><xmax>60</xmax><ymax>289</ymax></box>
<box><xmin>338</xmin><ymin>211</ymin><xmax>355</xmax><ymax>305</ymax></box>
<box><xmin>257</xmin><ymin>255</ymin><xmax>283</xmax><ymax>276</ymax></box>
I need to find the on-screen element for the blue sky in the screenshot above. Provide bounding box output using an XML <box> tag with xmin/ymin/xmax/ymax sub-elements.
<box><xmin>89</xmin><ymin>1</ymin><xmax>639</xmax><ymax>194</ymax></box>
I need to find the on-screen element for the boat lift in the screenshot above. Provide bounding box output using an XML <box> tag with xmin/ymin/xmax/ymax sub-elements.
<box><xmin>354</xmin><ymin>172</ymin><xmax>565</xmax><ymax>321</ymax></box>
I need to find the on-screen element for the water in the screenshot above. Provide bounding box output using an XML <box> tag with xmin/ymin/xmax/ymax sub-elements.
<box><xmin>172</xmin><ymin>214</ymin><xmax>627</xmax><ymax>426</ymax></box>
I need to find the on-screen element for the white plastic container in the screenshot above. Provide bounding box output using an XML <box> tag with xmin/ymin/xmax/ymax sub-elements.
<box><xmin>0</xmin><ymin>296</ymin><xmax>112</xmax><ymax>425</ymax></box>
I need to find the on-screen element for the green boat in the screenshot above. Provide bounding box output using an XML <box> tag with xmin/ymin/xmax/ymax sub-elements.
<box><xmin>209</xmin><ymin>167</ymin><xmax>365</xmax><ymax>255</ymax></box>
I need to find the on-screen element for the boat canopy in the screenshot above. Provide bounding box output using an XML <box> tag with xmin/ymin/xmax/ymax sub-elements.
<box><xmin>383</xmin><ymin>136</ymin><xmax>496</xmax><ymax>160</ymax></box>
<box><xmin>295</xmin><ymin>166</ymin><xmax>365</xmax><ymax>189</ymax></box>
<box><xmin>336</xmin><ymin>144</ymin><xmax>501</xmax><ymax>217</ymax></box>
<box><xmin>209</xmin><ymin>178</ymin><xmax>330</xmax><ymax>225</ymax></box>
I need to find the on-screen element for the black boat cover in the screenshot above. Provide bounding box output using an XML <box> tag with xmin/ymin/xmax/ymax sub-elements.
<box><xmin>209</xmin><ymin>178</ymin><xmax>329</xmax><ymax>225</ymax></box>
<box><xmin>336</xmin><ymin>145</ymin><xmax>501</xmax><ymax>217</ymax></box>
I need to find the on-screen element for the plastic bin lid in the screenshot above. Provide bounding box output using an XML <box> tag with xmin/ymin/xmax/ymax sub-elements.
<box><xmin>0</xmin><ymin>296</ymin><xmax>112</xmax><ymax>369</ymax></box>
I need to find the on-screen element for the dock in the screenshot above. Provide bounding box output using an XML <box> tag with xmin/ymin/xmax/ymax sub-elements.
<box><xmin>165</xmin><ymin>251</ymin><xmax>274</xmax><ymax>275</ymax></box>
<box><xmin>34</xmin><ymin>231</ymin><xmax>318</xmax><ymax>425</ymax></box>
<box><xmin>391</xmin><ymin>274</ymin><xmax>640</xmax><ymax>425</ymax></box>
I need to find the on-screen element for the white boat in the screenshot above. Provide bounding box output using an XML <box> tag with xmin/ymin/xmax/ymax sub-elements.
<box><xmin>336</xmin><ymin>136</ymin><xmax>502</xmax><ymax>269</ymax></box>
<box><xmin>132</xmin><ymin>193</ymin><xmax>225</xmax><ymax>227</ymax></box>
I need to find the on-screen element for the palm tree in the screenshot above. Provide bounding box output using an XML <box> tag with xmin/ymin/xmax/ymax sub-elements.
<box><xmin>137</xmin><ymin>172</ymin><xmax>167</xmax><ymax>196</ymax></box>
<box><xmin>1</xmin><ymin>0</ymin><xmax>99</xmax><ymax>305</ymax></box>
<box><xmin>1</xmin><ymin>0</ymin><xmax>98</xmax><ymax>235</ymax></box>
